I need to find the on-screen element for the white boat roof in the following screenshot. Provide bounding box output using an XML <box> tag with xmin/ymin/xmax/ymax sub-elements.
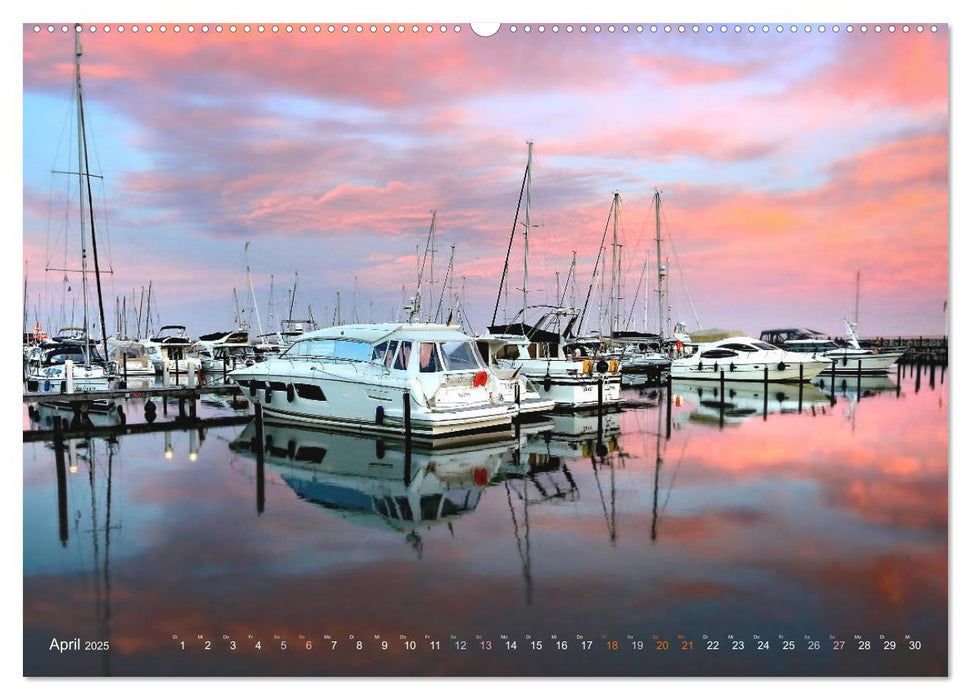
<box><xmin>296</xmin><ymin>323</ymin><xmax>472</xmax><ymax>344</ymax></box>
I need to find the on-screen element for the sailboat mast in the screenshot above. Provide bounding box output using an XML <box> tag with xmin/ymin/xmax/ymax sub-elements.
<box><xmin>523</xmin><ymin>141</ymin><xmax>533</xmax><ymax>321</ymax></box>
<box><xmin>854</xmin><ymin>270</ymin><xmax>861</xmax><ymax>327</ymax></box>
<box><xmin>76</xmin><ymin>27</ymin><xmax>109</xmax><ymax>364</ymax></box>
<box><xmin>74</xmin><ymin>28</ymin><xmax>91</xmax><ymax>367</ymax></box>
<box><xmin>610</xmin><ymin>192</ymin><xmax>620</xmax><ymax>335</ymax></box>
<box><xmin>245</xmin><ymin>244</ymin><xmax>264</xmax><ymax>337</ymax></box>
<box><xmin>654</xmin><ymin>189</ymin><xmax>664</xmax><ymax>337</ymax></box>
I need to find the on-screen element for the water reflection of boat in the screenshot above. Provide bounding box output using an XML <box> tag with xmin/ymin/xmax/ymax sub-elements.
<box><xmin>673</xmin><ymin>378</ymin><xmax>830</xmax><ymax>427</ymax></box>
<box><xmin>812</xmin><ymin>374</ymin><xmax>898</xmax><ymax>399</ymax></box>
<box><xmin>230</xmin><ymin>421</ymin><xmax>515</xmax><ymax>553</ymax></box>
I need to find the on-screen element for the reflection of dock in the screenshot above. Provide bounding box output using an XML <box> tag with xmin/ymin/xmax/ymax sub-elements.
<box><xmin>24</xmin><ymin>412</ymin><xmax>250</xmax><ymax>444</ymax></box>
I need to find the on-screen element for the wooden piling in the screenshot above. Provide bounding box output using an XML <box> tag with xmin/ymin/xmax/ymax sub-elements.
<box><xmin>856</xmin><ymin>358</ymin><xmax>862</xmax><ymax>396</ymax></box>
<box><xmin>763</xmin><ymin>366</ymin><xmax>769</xmax><ymax>420</ymax></box>
<box><xmin>254</xmin><ymin>403</ymin><xmax>265</xmax><ymax>514</ymax></box>
<box><xmin>830</xmin><ymin>360</ymin><xmax>837</xmax><ymax>406</ymax></box>
<box><xmin>719</xmin><ymin>370</ymin><xmax>725</xmax><ymax>430</ymax></box>
<box><xmin>53</xmin><ymin>419</ymin><xmax>68</xmax><ymax>546</ymax></box>
<box><xmin>665</xmin><ymin>371</ymin><xmax>672</xmax><ymax>439</ymax></box>
<box><xmin>403</xmin><ymin>390</ymin><xmax>412</xmax><ymax>486</ymax></box>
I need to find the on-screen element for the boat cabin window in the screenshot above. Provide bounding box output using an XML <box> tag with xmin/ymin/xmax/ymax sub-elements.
<box><xmin>722</xmin><ymin>343</ymin><xmax>758</xmax><ymax>352</ymax></box>
<box><xmin>418</xmin><ymin>342</ymin><xmax>443</xmax><ymax>373</ymax></box>
<box><xmin>700</xmin><ymin>348</ymin><xmax>738</xmax><ymax>359</ymax></box>
<box><xmin>527</xmin><ymin>342</ymin><xmax>549</xmax><ymax>359</ymax></box>
<box><xmin>393</xmin><ymin>341</ymin><xmax>412</xmax><ymax>370</ymax></box>
<box><xmin>440</xmin><ymin>341</ymin><xmax>483</xmax><ymax>371</ymax></box>
<box><xmin>496</xmin><ymin>344</ymin><xmax>521</xmax><ymax>361</ymax></box>
<box><xmin>753</xmin><ymin>341</ymin><xmax>777</xmax><ymax>351</ymax></box>
<box><xmin>286</xmin><ymin>338</ymin><xmax>372</xmax><ymax>361</ymax></box>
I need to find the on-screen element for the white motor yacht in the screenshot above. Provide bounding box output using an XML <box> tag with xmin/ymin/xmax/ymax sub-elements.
<box><xmin>760</xmin><ymin>322</ymin><xmax>905</xmax><ymax>374</ymax></box>
<box><xmin>195</xmin><ymin>330</ymin><xmax>257</xmax><ymax>373</ymax></box>
<box><xmin>106</xmin><ymin>337</ymin><xmax>155</xmax><ymax>376</ymax></box>
<box><xmin>25</xmin><ymin>339</ymin><xmax>111</xmax><ymax>394</ymax></box>
<box><xmin>481</xmin><ymin>308</ymin><xmax>622</xmax><ymax>409</ymax></box>
<box><xmin>229</xmin><ymin>323</ymin><xmax>517</xmax><ymax>439</ymax></box>
<box><xmin>671</xmin><ymin>336</ymin><xmax>831</xmax><ymax>382</ymax></box>
<box><xmin>141</xmin><ymin>325</ymin><xmax>202</xmax><ymax>375</ymax></box>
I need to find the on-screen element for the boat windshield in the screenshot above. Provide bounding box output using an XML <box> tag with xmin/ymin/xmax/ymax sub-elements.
<box><xmin>753</xmin><ymin>341</ymin><xmax>778</xmax><ymax>351</ymax></box>
<box><xmin>285</xmin><ymin>338</ymin><xmax>372</xmax><ymax>362</ymax></box>
<box><xmin>44</xmin><ymin>345</ymin><xmax>104</xmax><ymax>365</ymax></box>
<box><xmin>440</xmin><ymin>341</ymin><xmax>484</xmax><ymax>371</ymax></box>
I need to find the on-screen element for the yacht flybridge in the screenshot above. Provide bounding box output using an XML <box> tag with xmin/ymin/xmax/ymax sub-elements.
<box><xmin>671</xmin><ymin>336</ymin><xmax>831</xmax><ymax>382</ymax></box>
<box><xmin>196</xmin><ymin>330</ymin><xmax>256</xmax><ymax>373</ymax></box>
<box><xmin>229</xmin><ymin>323</ymin><xmax>517</xmax><ymax>439</ymax></box>
<box><xmin>760</xmin><ymin>322</ymin><xmax>905</xmax><ymax>374</ymax></box>
<box><xmin>141</xmin><ymin>325</ymin><xmax>202</xmax><ymax>375</ymax></box>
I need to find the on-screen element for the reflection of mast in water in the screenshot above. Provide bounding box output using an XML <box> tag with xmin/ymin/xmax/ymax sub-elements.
<box><xmin>505</xmin><ymin>479</ymin><xmax>532</xmax><ymax>606</ymax></box>
<box><xmin>591</xmin><ymin>440</ymin><xmax>619</xmax><ymax>545</ymax></box>
<box><xmin>68</xmin><ymin>436</ymin><xmax>118</xmax><ymax>676</ymax></box>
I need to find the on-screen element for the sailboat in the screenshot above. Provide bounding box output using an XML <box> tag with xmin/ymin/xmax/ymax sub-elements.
<box><xmin>480</xmin><ymin>142</ymin><xmax>622</xmax><ymax>409</ymax></box>
<box><xmin>26</xmin><ymin>27</ymin><xmax>111</xmax><ymax>395</ymax></box>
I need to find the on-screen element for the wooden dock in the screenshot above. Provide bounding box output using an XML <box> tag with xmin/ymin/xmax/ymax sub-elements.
<box><xmin>22</xmin><ymin>382</ymin><xmax>242</xmax><ymax>404</ymax></box>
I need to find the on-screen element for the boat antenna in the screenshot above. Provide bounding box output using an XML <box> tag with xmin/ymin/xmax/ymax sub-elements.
<box><xmin>491</xmin><ymin>147</ymin><xmax>530</xmax><ymax>327</ymax></box>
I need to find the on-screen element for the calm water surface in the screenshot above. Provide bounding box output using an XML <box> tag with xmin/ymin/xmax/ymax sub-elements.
<box><xmin>23</xmin><ymin>364</ymin><xmax>948</xmax><ymax>676</ymax></box>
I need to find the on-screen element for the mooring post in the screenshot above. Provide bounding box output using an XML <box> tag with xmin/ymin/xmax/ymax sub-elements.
<box><xmin>254</xmin><ymin>403</ymin><xmax>265</xmax><ymax>514</ymax></box>
<box><xmin>763</xmin><ymin>366</ymin><xmax>769</xmax><ymax>420</ymax></box>
<box><xmin>719</xmin><ymin>370</ymin><xmax>725</xmax><ymax>430</ymax></box>
<box><xmin>187</xmin><ymin>365</ymin><xmax>196</xmax><ymax>389</ymax></box>
<box><xmin>830</xmin><ymin>360</ymin><xmax>837</xmax><ymax>405</ymax></box>
<box><xmin>53</xmin><ymin>418</ymin><xmax>68</xmax><ymax>547</ymax></box>
<box><xmin>178</xmin><ymin>397</ymin><xmax>186</xmax><ymax>417</ymax></box>
<box><xmin>798</xmin><ymin>363</ymin><xmax>804</xmax><ymax>413</ymax></box>
<box><xmin>915</xmin><ymin>361</ymin><xmax>922</xmax><ymax>394</ymax></box>
<box><xmin>403</xmin><ymin>390</ymin><xmax>412</xmax><ymax>486</ymax></box>
<box><xmin>856</xmin><ymin>358</ymin><xmax>862</xmax><ymax>397</ymax></box>
<box><xmin>65</xmin><ymin>359</ymin><xmax>74</xmax><ymax>394</ymax></box>
<box><xmin>665</xmin><ymin>371</ymin><xmax>672</xmax><ymax>439</ymax></box>
<box><xmin>162</xmin><ymin>361</ymin><xmax>170</xmax><ymax>388</ymax></box>
<box><xmin>189</xmin><ymin>397</ymin><xmax>197</xmax><ymax>418</ymax></box>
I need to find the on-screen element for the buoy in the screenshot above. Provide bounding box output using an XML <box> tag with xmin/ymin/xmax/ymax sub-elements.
<box><xmin>375</xmin><ymin>405</ymin><xmax>385</xmax><ymax>425</ymax></box>
<box><xmin>249</xmin><ymin>382</ymin><xmax>257</xmax><ymax>397</ymax></box>
<box><xmin>286</xmin><ymin>383</ymin><xmax>295</xmax><ymax>402</ymax></box>
<box><xmin>473</xmin><ymin>467</ymin><xmax>489</xmax><ymax>486</ymax></box>
<box><xmin>596</xmin><ymin>359</ymin><xmax>608</xmax><ymax>373</ymax></box>
<box><xmin>473</xmin><ymin>371</ymin><xmax>488</xmax><ymax>388</ymax></box>
<box><xmin>265</xmin><ymin>387</ymin><xmax>272</xmax><ymax>404</ymax></box>
<box><xmin>777</xmin><ymin>362</ymin><xmax>786</xmax><ymax>371</ymax></box>
<box><xmin>543</xmin><ymin>375</ymin><xmax>552</xmax><ymax>392</ymax></box>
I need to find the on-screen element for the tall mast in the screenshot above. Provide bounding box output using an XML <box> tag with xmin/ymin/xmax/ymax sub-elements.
<box><xmin>854</xmin><ymin>270</ymin><xmax>861</xmax><ymax>327</ymax></box>
<box><xmin>491</xmin><ymin>150</ymin><xmax>530</xmax><ymax>327</ymax></box>
<box><xmin>23</xmin><ymin>262</ymin><xmax>28</xmax><ymax>340</ymax></box>
<box><xmin>75</xmin><ymin>26</ymin><xmax>110</xmax><ymax>362</ymax></box>
<box><xmin>244</xmin><ymin>243</ymin><xmax>264</xmax><ymax>337</ymax></box>
<box><xmin>266</xmin><ymin>274</ymin><xmax>275</xmax><ymax>335</ymax></box>
<box><xmin>609</xmin><ymin>192</ymin><xmax>621</xmax><ymax>335</ymax></box>
<box><xmin>522</xmin><ymin>141</ymin><xmax>533</xmax><ymax>321</ymax></box>
<box><xmin>654</xmin><ymin>189</ymin><xmax>664</xmax><ymax>337</ymax></box>
<box><xmin>288</xmin><ymin>271</ymin><xmax>299</xmax><ymax>320</ymax></box>
<box><xmin>74</xmin><ymin>27</ymin><xmax>92</xmax><ymax>366</ymax></box>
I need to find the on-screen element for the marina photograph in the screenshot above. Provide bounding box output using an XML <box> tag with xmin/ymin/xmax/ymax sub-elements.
<box><xmin>19</xmin><ymin>14</ymin><xmax>950</xmax><ymax>681</ymax></box>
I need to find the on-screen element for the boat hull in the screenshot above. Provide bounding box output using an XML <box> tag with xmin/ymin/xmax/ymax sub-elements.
<box><xmin>671</xmin><ymin>359</ymin><xmax>830</xmax><ymax>382</ymax></box>
<box><xmin>230</xmin><ymin>365</ymin><xmax>515</xmax><ymax>440</ymax></box>
<box><xmin>817</xmin><ymin>351</ymin><xmax>905</xmax><ymax>374</ymax></box>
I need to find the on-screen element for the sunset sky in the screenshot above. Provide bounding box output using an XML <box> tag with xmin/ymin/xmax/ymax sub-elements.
<box><xmin>22</xmin><ymin>23</ymin><xmax>949</xmax><ymax>339</ymax></box>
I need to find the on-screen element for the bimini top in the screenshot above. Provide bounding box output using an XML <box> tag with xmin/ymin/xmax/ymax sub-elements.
<box><xmin>295</xmin><ymin>323</ymin><xmax>472</xmax><ymax>345</ymax></box>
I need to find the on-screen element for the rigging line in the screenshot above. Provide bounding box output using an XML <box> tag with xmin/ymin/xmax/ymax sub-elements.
<box><xmin>659</xmin><ymin>199</ymin><xmax>702</xmax><ymax>330</ymax></box>
<box><xmin>492</xmin><ymin>161</ymin><xmax>529</xmax><ymax>327</ymax></box>
<box><xmin>625</xmin><ymin>256</ymin><xmax>647</xmax><ymax>331</ymax></box>
<box><xmin>577</xmin><ymin>204</ymin><xmax>614</xmax><ymax>333</ymax></box>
